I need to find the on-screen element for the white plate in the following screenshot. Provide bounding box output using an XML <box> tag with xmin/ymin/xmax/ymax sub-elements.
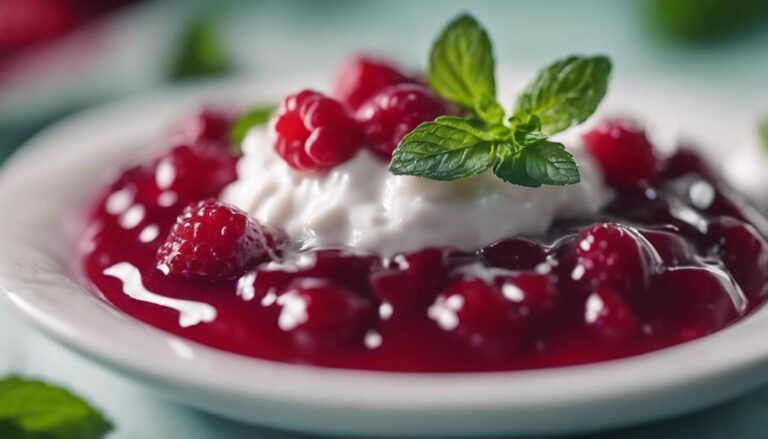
<box><xmin>0</xmin><ymin>77</ymin><xmax>766</xmax><ymax>437</ymax></box>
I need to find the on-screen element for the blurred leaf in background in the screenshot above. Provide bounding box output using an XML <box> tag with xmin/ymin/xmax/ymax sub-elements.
<box><xmin>760</xmin><ymin>117</ymin><xmax>768</xmax><ymax>151</ymax></box>
<box><xmin>650</xmin><ymin>0</ymin><xmax>768</xmax><ymax>42</ymax></box>
<box><xmin>169</xmin><ymin>15</ymin><xmax>234</xmax><ymax>80</ymax></box>
<box><xmin>0</xmin><ymin>376</ymin><xmax>112</xmax><ymax>438</ymax></box>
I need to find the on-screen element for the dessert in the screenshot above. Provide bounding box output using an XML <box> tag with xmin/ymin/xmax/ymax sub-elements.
<box><xmin>79</xmin><ymin>14</ymin><xmax>768</xmax><ymax>372</ymax></box>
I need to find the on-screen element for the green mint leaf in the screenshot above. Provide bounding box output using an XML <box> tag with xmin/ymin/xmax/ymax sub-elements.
<box><xmin>0</xmin><ymin>376</ymin><xmax>112</xmax><ymax>439</ymax></box>
<box><xmin>760</xmin><ymin>117</ymin><xmax>768</xmax><ymax>151</ymax></box>
<box><xmin>389</xmin><ymin>116</ymin><xmax>498</xmax><ymax>180</ymax></box>
<box><xmin>428</xmin><ymin>14</ymin><xmax>499</xmax><ymax>122</ymax></box>
<box><xmin>230</xmin><ymin>105</ymin><xmax>276</xmax><ymax>148</ymax></box>
<box><xmin>491</xmin><ymin>143</ymin><xmax>539</xmax><ymax>187</ymax></box>
<box><xmin>386</xmin><ymin>14</ymin><xmax>606</xmax><ymax>188</ymax></box>
<box><xmin>515</xmin><ymin>129</ymin><xmax>548</xmax><ymax>148</ymax></box>
<box><xmin>514</xmin><ymin>55</ymin><xmax>611</xmax><ymax>135</ymax></box>
<box><xmin>474</xmin><ymin>95</ymin><xmax>505</xmax><ymax>126</ymax></box>
<box><xmin>170</xmin><ymin>17</ymin><xmax>234</xmax><ymax>80</ymax></box>
<box><xmin>493</xmin><ymin>140</ymin><xmax>580</xmax><ymax>187</ymax></box>
<box><xmin>510</xmin><ymin>113</ymin><xmax>547</xmax><ymax>146</ymax></box>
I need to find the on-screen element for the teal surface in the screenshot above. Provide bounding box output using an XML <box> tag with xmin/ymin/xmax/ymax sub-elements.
<box><xmin>1</xmin><ymin>1</ymin><xmax>767</xmax><ymax>437</ymax></box>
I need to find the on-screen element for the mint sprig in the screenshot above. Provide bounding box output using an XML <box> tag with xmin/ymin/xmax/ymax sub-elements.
<box><xmin>389</xmin><ymin>13</ymin><xmax>612</xmax><ymax>188</ymax></box>
<box><xmin>389</xmin><ymin>116</ymin><xmax>499</xmax><ymax>180</ymax></box>
<box><xmin>493</xmin><ymin>140</ymin><xmax>580</xmax><ymax>186</ymax></box>
<box><xmin>0</xmin><ymin>376</ymin><xmax>112</xmax><ymax>439</ymax></box>
<box><xmin>513</xmin><ymin>55</ymin><xmax>611</xmax><ymax>135</ymax></box>
<box><xmin>428</xmin><ymin>14</ymin><xmax>500</xmax><ymax>124</ymax></box>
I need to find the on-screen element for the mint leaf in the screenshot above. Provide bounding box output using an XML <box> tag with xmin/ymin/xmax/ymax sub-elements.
<box><xmin>491</xmin><ymin>144</ymin><xmax>538</xmax><ymax>187</ymax></box>
<box><xmin>514</xmin><ymin>55</ymin><xmax>611</xmax><ymax>135</ymax></box>
<box><xmin>428</xmin><ymin>14</ymin><xmax>499</xmax><ymax>122</ymax></box>
<box><xmin>515</xmin><ymin>129</ymin><xmax>548</xmax><ymax>148</ymax></box>
<box><xmin>170</xmin><ymin>17</ymin><xmax>233</xmax><ymax>80</ymax></box>
<box><xmin>510</xmin><ymin>113</ymin><xmax>547</xmax><ymax>146</ymax></box>
<box><xmin>389</xmin><ymin>116</ymin><xmax>498</xmax><ymax>180</ymax></box>
<box><xmin>387</xmin><ymin>14</ymin><xmax>612</xmax><ymax>189</ymax></box>
<box><xmin>230</xmin><ymin>105</ymin><xmax>276</xmax><ymax>147</ymax></box>
<box><xmin>522</xmin><ymin>141</ymin><xmax>580</xmax><ymax>185</ymax></box>
<box><xmin>493</xmin><ymin>140</ymin><xmax>580</xmax><ymax>187</ymax></box>
<box><xmin>474</xmin><ymin>95</ymin><xmax>505</xmax><ymax>126</ymax></box>
<box><xmin>0</xmin><ymin>376</ymin><xmax>112</xmax><ymax>439</ymax></box>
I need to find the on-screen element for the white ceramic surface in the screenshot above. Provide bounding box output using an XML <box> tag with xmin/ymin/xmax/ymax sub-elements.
<box><xmin>0</xmin><ymin>77</ymin><xmax>766</xmax><ymax>437</ymax></box>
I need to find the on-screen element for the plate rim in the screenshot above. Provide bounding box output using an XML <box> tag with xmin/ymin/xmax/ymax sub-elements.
<box><xmin>0</xmin><ymin>76</ymin><xmax>766</xmax><ymax>435</ymax></box>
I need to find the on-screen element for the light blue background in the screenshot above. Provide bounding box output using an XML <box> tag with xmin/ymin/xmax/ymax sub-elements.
<box><xmin>1</xmin><ymin>1</ymin><xmax>768</xmax><ymax>437</ymax></box>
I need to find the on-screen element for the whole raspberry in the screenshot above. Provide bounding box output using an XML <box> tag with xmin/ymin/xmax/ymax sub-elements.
<box><xmin>707</xmin><ymin>217</ymin><xmax>768</xmax><ymax>301</ymax></box>
<box><xmin>429</xmin><ymin>278</ymin><xmax>528</xmax><ymax>359</ymax></box>
<box><xmin>643</xmin><ymin>267</ymin><xmax>743</xmax><ymax>337</ymax></box>
<box><xmin>584</xmin><ymin>286</ymin><xmax>640</xmax><ymax>343</ymax></box>
<box><xmin>356</xmin><ymin>84</ymin><xmax>448</xmax><ymax>157</ymax></box>
<box><xmin>480</xmin><ymin>238</ymin><xmax>547</xmax><ymax>270</ymax></box>
<box><xmin>583</xmin><ymin>119</ymin><xmax>659</xmax><ymax>188</ymax></box>
<box><xmin>175</xmin><ymin>109</ymin><xmax>233</xmax><ymax>145</ymax></box>
<box><xmin>152</xmin><ymin>144</ymin><xmax>237</xmax><ymax>208</ymax></box>
<box><xmin>575</xmin><ymin>222</ymin><xmax>656</xmax><ymax>295</ymax></box>
<box><xmin>272</xmin><ymin>90</ymin><xmax>363</xmax><ymax>171</ymax></box>
<box><xmin>496</xmin><ymin>272</ymin><xmax>560</xmax><ymax>318</ymax></box>
<box><xmin>640</xmin><ymin>229</ymin><xmax>694</xmax><ymax>266</ymax></box>
<box><xmin>95</xmin><ymin>143</ymin><xmax>237</xmax><ymax>238</ymax></box>
<box><xmin>334</xmin><ymin>56</ymin><xmax>410</xmax><ymax>110</ymax></box>
<box><xmin>371</xmin><ymin>247</ymin><xmax>453</xmax><ymax>321</ymax></box>
<box><xmin>156</xmin><ymin>200</ymin><xmax>283</xmax><ymax>279</ymax></box>
<box><xmin>660</xmin><ymin>148</ymin><xmax>717</xmax><ymax>182</ymax></box>
<box><xmin>276</xmin><ymin>278</ymin><xmax>373</xmax><ymax>352</ymax></box>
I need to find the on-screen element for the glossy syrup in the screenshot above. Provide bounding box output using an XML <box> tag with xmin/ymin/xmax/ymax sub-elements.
<box><xmin>80</xmin><ymin>147</ymin><xmax>768</xmax><ymax>372</ymax></box>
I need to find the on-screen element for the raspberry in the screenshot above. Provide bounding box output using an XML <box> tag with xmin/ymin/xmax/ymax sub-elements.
<box><xmin>584</xmin><ymin>286</ymin><xmax>640</xmax><ymax>343</ymax></box>
<box><xmin>276</xmin><ymin>278</ymin><xmax>372</xmax><ymax>352</ymax></box>
<box><xmin>480</xmin><ymin>238</ymin><xmax>547</xmax><ymax>270</ymax></box>
<box><xmin>156</xmin><ymin>200</ymin><xmax>282</xmax><ymax>279</ymax></box>
<box><xmin>244</xmin><ymin>249</ymin><xmax>379</xmax><ymax>302</ymax></box>
<box><xmin>175</xmin><ymin>109</ymin><xmax>233</xmax><ymax>145</ymax></box>
<box><xmin>272</xmin><ymin>90</ymin><xmax>363</xmax><ymax>171</ymax></box>
<box><xmin>497</xmin><ymin>272</ymin><xmax>560</xmax><ymax>318</ymax></box>
<box><xmin>391</xmin><ymin>247</ymin><xmax>453</xmax><ymax>290</ymax></box>
<box><xmin>104</xmin><ymin>161</ymin><xmax>165</xmax><ymax>223</ymax></box>
<box><xmin>371</xmin><ymin>247</ymin><xmax>452</xmax><ymax>320</ymax></box>
<box><xmin>642</xmin><ymin>268</ymin><xmax>743</xmax><ymax>337</ymax></box>
<box><xmin>548</xmin><ymin>238</ymin><xmax>587</xmax><ymax>298</ymax></box>
<box><xmin>575</xmin><ymin>223</ymin><xmax>656</xmax><ymax>295</ymax></box>
<box><xmin>660</xmin><ymin>148</ymin><xmax>717</xmax><ymax>182</ymax></box>
<box><xmin>707</xmin><ymin>217</ymin><xmax>768</xmax><ymax>301</ymax></box>
<box><xmin>94</xmin><ymin>143</ymin><xmax>237</xmax><ymax>239</ymax></box>
<box><xmin>298</xmin><ymin>249</ymin><xmax>380</xmax><ymax>294</ymax></box>
<box><xmin>240</xmin><ymin>268</ymin><xmax>294</xmax><ymax>305</ymax></box>
<box><xmin>356</xmin><ymin>84</ymin><xmax>448</xmax><ymax>157</ymax></box>
<box><xmin>152</xmin><ymin>144</ymin><xmax>237</xmax><ymax>209</ymax></box>
<box><xmin>429</xmin><ymin>278</ymin><xmax>528</xmax><ymax>358</ymax></box>
<box><xmin>334</xmin><ymin>57</ymin><xmax>410</xmax><ymax>110</ymax></box>
<box><xmin>583</xmin><ymin>119</ymin><xmax>659</xmax><ymax>188</ymax></box>
<box><xmin>640</xmin><ymin>229</ymin><xmax>694</xmax><ymax>266</ymax></box>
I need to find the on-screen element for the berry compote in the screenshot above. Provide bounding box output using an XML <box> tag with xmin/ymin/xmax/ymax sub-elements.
<box><xmin>79</xmin><ymin>111</ymin><xmax>768</xmax><ymax>373</ymax></box>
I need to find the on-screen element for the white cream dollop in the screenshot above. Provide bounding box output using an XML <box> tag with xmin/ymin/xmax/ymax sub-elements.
<box><xmin>222</xmin><ymin>128</ymin><xmax>610</xmax><ymax>255</ymax></box>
